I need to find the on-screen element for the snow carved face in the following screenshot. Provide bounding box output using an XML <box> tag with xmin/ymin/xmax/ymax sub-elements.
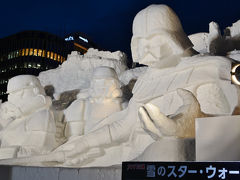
<box><xmin>131</xmin><ymin>4</ymin><xmax>193</xmax><ymax>68</ymax></box>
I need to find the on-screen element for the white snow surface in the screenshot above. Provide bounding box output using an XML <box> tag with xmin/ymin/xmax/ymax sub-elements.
<box><xmin>119</xmin><ymin>66</ymin><xmax>147</xmax><ymax>85</ymax></box>
<box><xmin>227</xmin><ymin>50</ymin><xmax>240</xmax><ymax>62</ymax></box>
<box><xmin>188</xmin><ymin>33</ymin><xmax>209</xmax><ymax>54</ymax></box>
<box><xmin>226</xmin><ymin>20</ymin><xmax>240</xmax><ymax>39</ymax></box>
<box><xmin>38</xmin><ymin>49</ymin><xmax>128</xmax><ymax>94</ymax></box>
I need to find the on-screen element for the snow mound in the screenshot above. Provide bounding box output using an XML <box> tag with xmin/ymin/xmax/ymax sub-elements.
<box><xmin>38</xmin><ymin>49</ymin><xmax>128</xmax><ymax>95</ymax></box>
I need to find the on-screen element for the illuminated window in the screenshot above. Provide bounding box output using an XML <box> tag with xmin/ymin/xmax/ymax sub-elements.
<box><xmin>50</xmin><ymin>52</ymin><xmax>54</xmax><ymax>60</ymax></box>
<box><xmin>19</xmin><ymin>49</ymin><xmax>22</xmax><ymax>56</ymax></box>
<box><xmin>25</xmin><ymin>49</ymin><xmax>29</xmax><ymax>56</ymax></box>
<box><xmin>8</xmin><ymin>53</ymin><xmax>11</xmax><ymax>59</ymax></box>
<box><xmin>28</xmin><ymin>63</ymin><xmax>32</xmax><ymax>68</ymax></box>
<box><xmin>57</xmin><ymin>55</ymin><xmax>60</xmax><ymax>62</ymax></box>
<box><xmin>54</xmin><ymin>53</ymin><xmax>57</xmax><ymax>61</ymax></box>
<box><xmin>37</xmin><ymin>63</ymin><xmax>41</xmax><ymax>69</ymax></box>
<box><xmin>38</xmin><ymin>49</ymin><xmax>42</xmax><ymax>57</ymax></box>
<box><xmin>47</xmin><ymin>51</ymin><xmax>50</xmax><ymax>58</ymax></box>
<box><xmin>34</xmin><ymin>49</ymin><xmax>38</xmax><ymax>56</ymax></box>
<box><xmin>42</xmin><ymin>50</ymin><xmax>45</xmax><ymax>57</ymax></box>
<box><xmin>22</xmin><ymin>49</ymin><xmax>25</xmax><ymax>56</ymax></box>
<box><xmin>29</xmin><ymin>48</ymin><xmax>33</xmax><ymax>56</ymax></box>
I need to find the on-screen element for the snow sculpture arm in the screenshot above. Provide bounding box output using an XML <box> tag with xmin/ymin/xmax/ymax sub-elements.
<box><xmin>139</xmin><ymin>89</ymin><xmax>206</xmax><ymax>139</ymax></box>
<box><xmin>196</xmin><ymin>83</ymin><xmax>236</xmax><ymax>115</ymax></box>
<box><xmin>53</xmin><ymin>124</ymin><xmax>112</xmax><ymax>165</ymax></box>
<box><xmin>53</xmin><ymin>105</ymin><xmax>134</xmax><ymax>165</ymax></box>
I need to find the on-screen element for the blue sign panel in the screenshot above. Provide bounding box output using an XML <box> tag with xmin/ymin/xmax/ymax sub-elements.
<box><xmin>122</xmin><ymin>161</ymin><xmax>240</xmax><ymax>180</ymax></box>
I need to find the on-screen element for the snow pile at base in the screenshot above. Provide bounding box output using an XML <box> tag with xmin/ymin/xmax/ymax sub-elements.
<box><xmin>38</xmin><ymin>49</ymin><xmax>128</xmax><ymax>95</ymax></box>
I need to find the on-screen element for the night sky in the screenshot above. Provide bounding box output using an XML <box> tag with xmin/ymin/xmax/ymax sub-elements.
<box><xmin>1</xmin><ymin>0</ymin><xmax>240</xmax><ymax>60</ymax></box>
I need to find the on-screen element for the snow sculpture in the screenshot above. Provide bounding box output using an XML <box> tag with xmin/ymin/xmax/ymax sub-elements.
<box><xmin>0</xmin><ymin>4</ymin><xmax>238</xmax><ymax>166</ymax></box>
<box><xmin>50</xmin><ymin>4</ymin><xmax>236</xmax><ymax>166</ymax></box>
<box><xmin>38</xmin><ymin>49</ymin><xmax>127</xmax><ymax>96</ymax></box>
<box><xmin>64</xmin><ymin>66</ymin><xmax>126</xmax><ymax>138</ymax></box>
<box><xmin>0</xmin><ymin>75</ymin><xmax>59</xmax><ymax>159</ymax></box>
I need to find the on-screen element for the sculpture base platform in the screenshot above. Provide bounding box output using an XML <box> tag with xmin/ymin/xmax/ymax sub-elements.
<box><xmin>0</xmin><ymin>165</ymin><xmax>122</xmax><ymax>180</ymax></box>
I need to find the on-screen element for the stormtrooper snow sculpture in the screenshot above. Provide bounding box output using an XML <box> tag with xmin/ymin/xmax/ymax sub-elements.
<box><xmin>64</xmin><ymin>66</ymin><xmax>126</xmax><ymax>138</ymax></box>
<box><xmin>0</xmin><ymin>75</ymin><xmax>58</xmax><ymax>159</ymax></box>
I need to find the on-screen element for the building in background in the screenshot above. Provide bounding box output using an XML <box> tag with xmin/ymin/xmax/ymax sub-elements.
<box><xmin>64</xmin><ymin>32</ymin><xmax>98</xmax><ymax>54</ymax></box>
<box><xmin>0</xmin><ymin>31</ymin><xmax>97</xmax><ymax>102</ymax></box>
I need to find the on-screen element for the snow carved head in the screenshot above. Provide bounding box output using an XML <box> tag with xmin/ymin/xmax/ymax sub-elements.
<box><xmin>131</xmin><ymin>4</ymin><xmax>193</xmax><ymax>68</ymax></box>
<box><xmin>89</xmin><ymin>67</ymin><xmax>122</xmax><ymax>99</ymax></box>
<box><xmin>7</xmin><ymin>75</ymin><xmax>47</xmax><ymax>106</ymax></box>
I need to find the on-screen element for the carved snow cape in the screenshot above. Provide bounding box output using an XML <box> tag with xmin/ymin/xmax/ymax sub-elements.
<box><xmin>0</xmin><ymin>4</ymin><xmax>239</xmax><ymax>167</ymax></box>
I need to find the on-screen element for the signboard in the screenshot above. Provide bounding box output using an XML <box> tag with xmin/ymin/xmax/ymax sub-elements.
<box><xmin>122</xmin><ymin>162</ymin><xmax>240</xmax><ymax>180</ymax></box>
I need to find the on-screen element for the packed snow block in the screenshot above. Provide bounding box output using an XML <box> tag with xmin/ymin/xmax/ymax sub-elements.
<box><xmin>196</xmin><ymin>115</ymin><xmax>240</xmax><ymax>161</ymax></box>
<box><xmin>0</xmin><ymin>166</ymin><xmax>121</xmax><ymax>180</ymax></box>
<box><xmin>135</xmin><ymin>138</ymin><xmax>195</xmax><ymax>161</ymax></box>
<box><xmin>188</xmin><ymin>33</ymin><xmax>209</xmax><ymax>54</ymax></box>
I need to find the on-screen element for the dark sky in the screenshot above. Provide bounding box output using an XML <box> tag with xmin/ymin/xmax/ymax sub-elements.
<box><xmin>1</xmin><ymin>0</ymin><xmax>240</xmax><ymax>59</ymax></box>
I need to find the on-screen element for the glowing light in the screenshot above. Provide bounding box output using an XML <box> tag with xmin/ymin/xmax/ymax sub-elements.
<box><xmin>65</xmin><ymin>36</ymin><xmax>74</xmax><ymax>41</ymax></box>
<box><xmin>79</xmin><ymin>36</ymin><xmax>88</xmax><ymax>43</ymax></box>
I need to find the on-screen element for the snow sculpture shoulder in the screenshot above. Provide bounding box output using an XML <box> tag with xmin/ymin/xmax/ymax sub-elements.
<box><xmin>0</xmin><ymin>75</ymin><xmax>58</xmax><ymax>159</ymax></box>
